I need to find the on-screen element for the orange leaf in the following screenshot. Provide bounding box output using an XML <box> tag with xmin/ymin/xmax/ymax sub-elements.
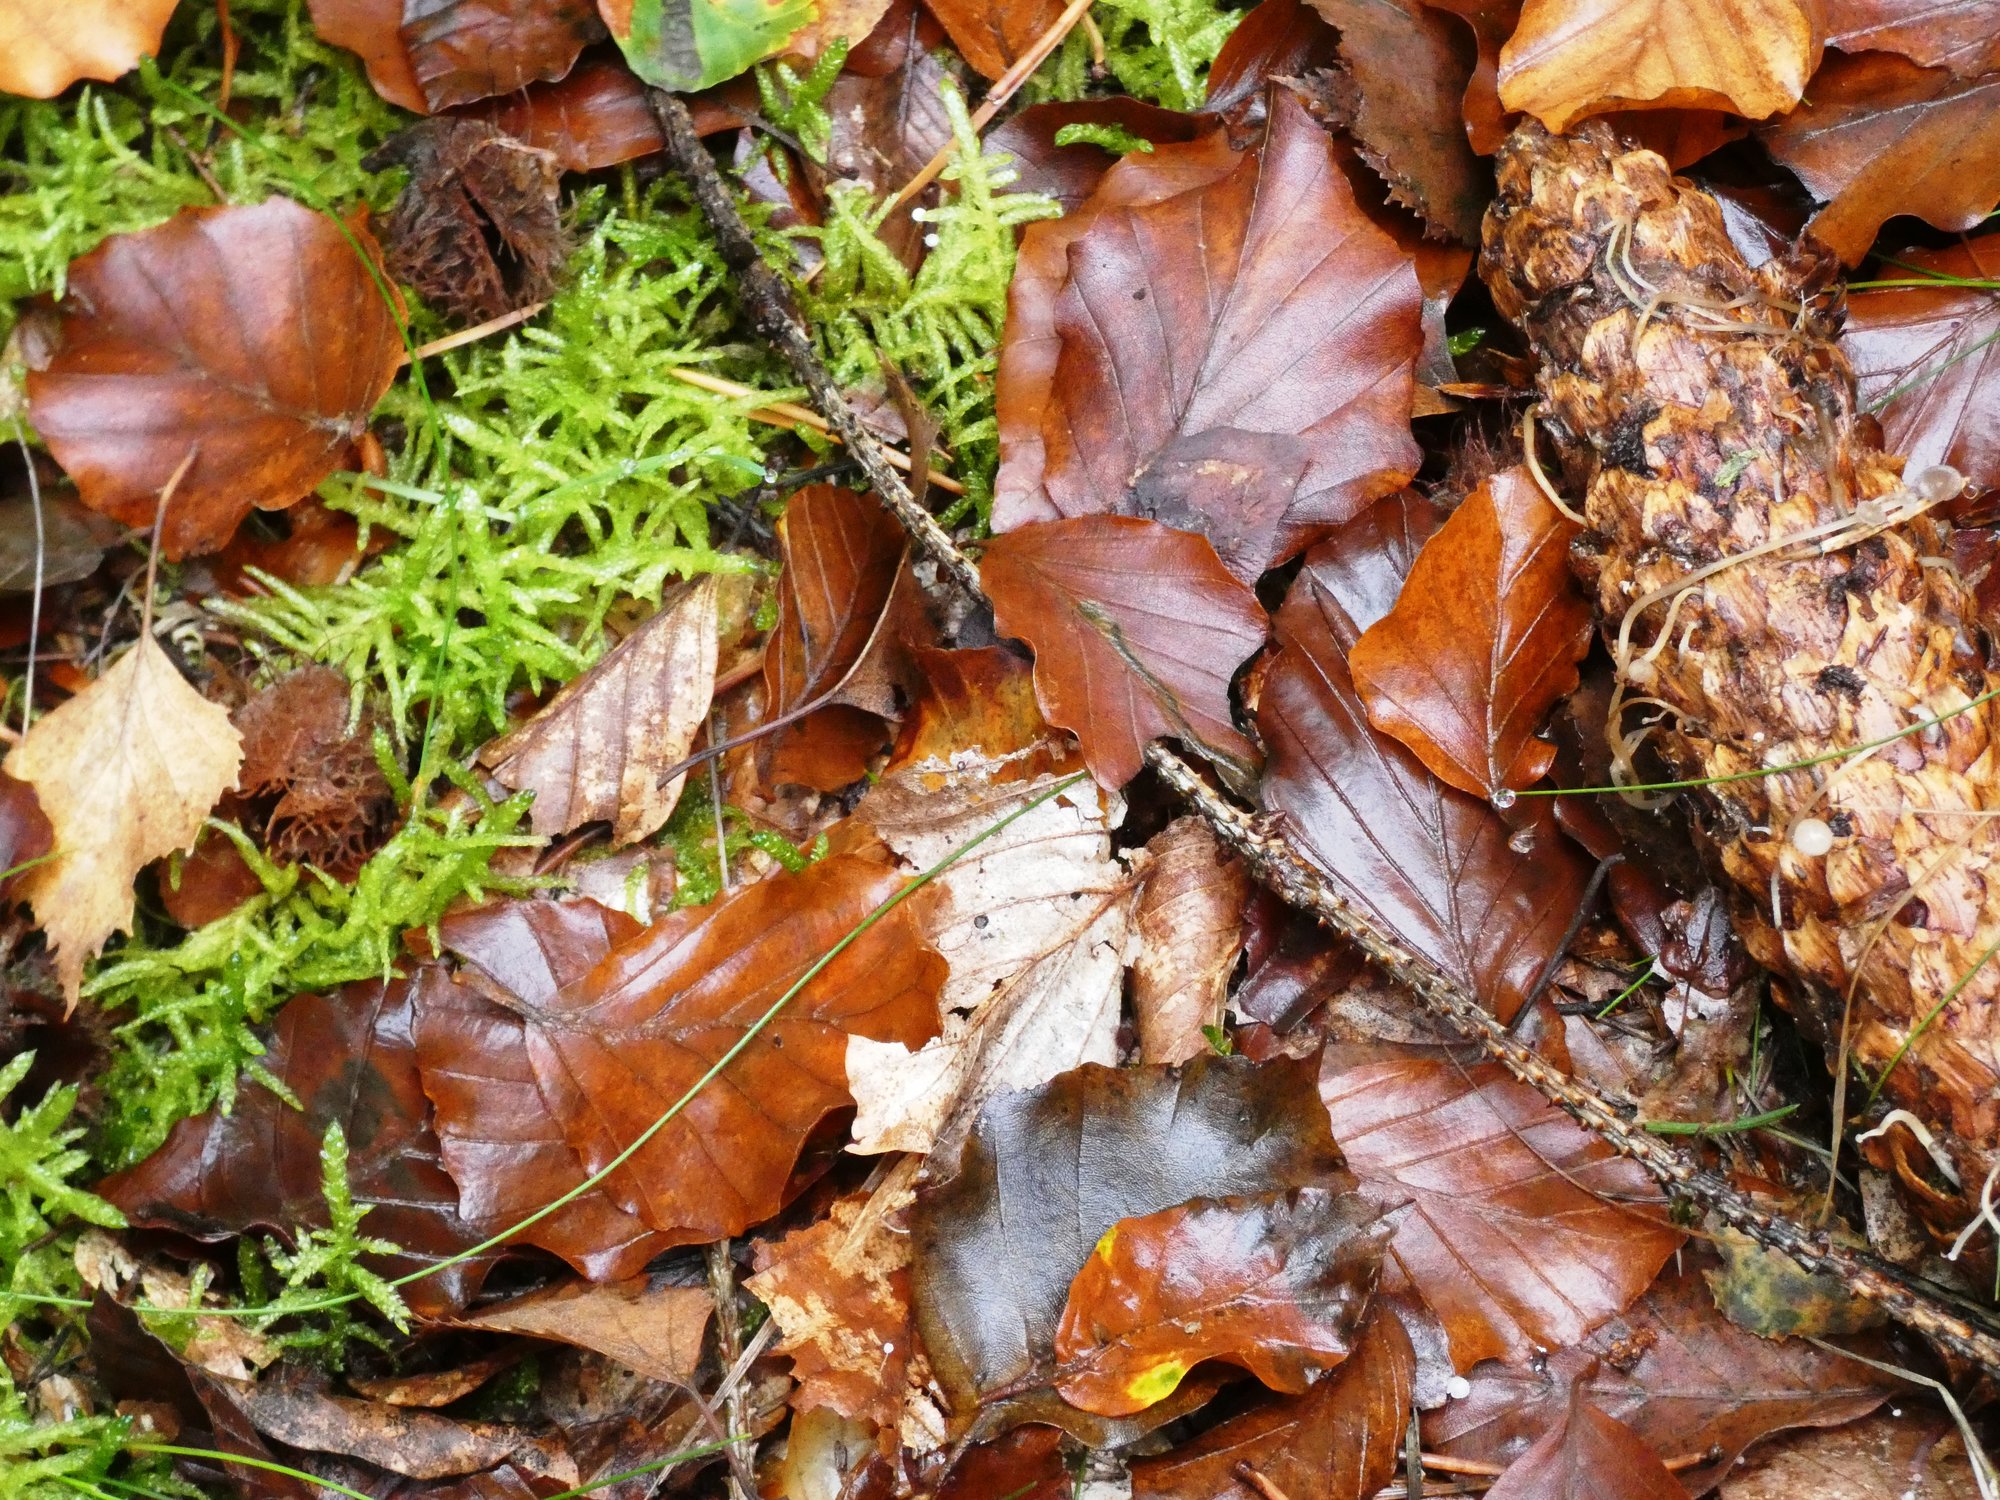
<box><xmin>28</xmin><ymin>200</ymin><xmax>405</xmax><ymax>560</ymax></box>
<box><xmin>1350</xmin><ymin>466</ymin><xmax>1590</xmax><ymax>799</ymax></box>
<box><xmin>1320</xmin><ymin>1056</ymin><xmax>1683</xmax><ymax>1370</ymax></box>
<box><xmin>1759</xmin><ymin>51</ymin><xmax>2000</xmax><ymax>264</ymax></box>
<box><xmin>993</xmin><ymin>88</ymin><xmax>1424</xmax><ymax>578</ymax></box>
<box><xmin>981</xmin><ymin>515</ymin><xmax>1267</xmax><ymax>790</ymax></box>
<box><xmin>1497</xmin><ymin>0</ymin><xmax>1817</xmax><ymax>131</ymax></box>
<box><xmin>308</xmin><ymin>0</ymin><xmax>431</xmax><ymax>112</ymax></box>
<box><xmin>923</xmin><ymin>0</ymin><xmax>1069</xmax><ymax>81</ymax></box>
<box><xmin>457</xmin><ymin>1276</ymin><xmax>714</xmax><ymax>1386</ymax></box>
<box><xmin>0</xmin><ymin>0</ymin><xmax>178</xmax><ymax>98</ymax></box>
<box><xmin>1052</xmin><ymin>1187</ymin><xmax>1386</xmax><ymax>1416</ymax></box>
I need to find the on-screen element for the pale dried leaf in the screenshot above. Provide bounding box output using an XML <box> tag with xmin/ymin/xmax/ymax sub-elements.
<box><xmin>458</xmin><ymin>1277</ymin><xmax>714</xmax><ymax>1385</ymax></box>
<box><xmin>1130</xmin><ymin>818</ymin><xmax>1249</xmax><ymax>1065</ymax></box>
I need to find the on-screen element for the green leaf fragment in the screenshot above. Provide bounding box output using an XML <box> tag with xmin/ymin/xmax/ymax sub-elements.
<box><xmin>610</xmin><ymin>0</ymin><xmax>819</xmax><ymax>93</ymax></box>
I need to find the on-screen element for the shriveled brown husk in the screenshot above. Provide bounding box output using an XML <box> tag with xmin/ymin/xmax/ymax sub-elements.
<box><xmin>1480</xmin><ymin>121</ymin><xmax>1998</xmax><ymax>1226</ymax></box>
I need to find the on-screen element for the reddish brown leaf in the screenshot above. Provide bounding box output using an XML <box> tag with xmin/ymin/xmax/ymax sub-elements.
<box><xmin>923</xmin><ymin>0</ymin><xmax>1067</xmax><ymax>81</ymax></box>
<box><xmin>1320</xmin><ymin>1055</ymin><xmax>1683</xmax><ymax>1370</ymax></box>
<box><xmin>457</xmin><ymin>1276</ymin><xmax>713</xmax><ymax>1385</ymax></box>
<box><xmin>1129</xmin><ymin>1309</ymin><xmax>1415</xmax><ymax>1500</ymax></box>
<box><xmin>99</xmin><ymin>981</ymin><xmax>499</xmax><ymax>1318</ymax></box>
<box><xmin>453</xmin><ymin>49</ymin><xmax>754</xmax><ymax>171</ymax></box>
<box><xmin>1349</xmin><ymin>466</ymin><xmax>1589</xmax><ymax>799</ymax></box>
<box><xmin>414</xmin><ymin>896</ymin><xmax>674</xmax><ymax>1280</ymax></box>
<box><xmin>210</xmin><ymin>494</ymin><xmax>367</xmax><ymax>595</ymax></box>
<box><xmin>1257</xmin><ymin>492</ymin><xmax>1593</xmax><ymax>1022</ymax></box>
<box><xmin>911</xmin><ymin>1053</ymin><xmax>1347</xmax><ymax>1444</ymax></box>
<box><xmin>1821</xmin><ymin>0</ymin><xmax>2000</xmax><ymax>77</ymax></box>
<box><xmin>0</xmin><ymin>769</ymin><xmax>53</xmax><ymax>905</ymax></box>
<box><xmin>465</xmin><ymin>855</ymin><xmax>941</xmax><ymax>1241</ymax></box>
<box><xmin>479</xmin><ymin>576</ymin><xmax>719</xmax><ymax>845</ymax></box>
<box><xmin>993</xmin><ymin>88</ymin><xmax>1424</xmax><ymax>577</ymax></box>
<box><xmin>1053</xmin><ymin>1187</ymin><xmax>1386</xmax><ymax>1416</ymax></box>
<box><xmin>1482</xmin><ymin>1380</ymin><xmax>1687</xmax><ymax>1500</ymax></box>
<box><xmin>1204</xmin><ymin>0</ymin><xmax>1342</xmax><ymax>124</ymax></box>
<box><xmin>1131</xmin><ymin>817</ymin><xmax>1249</xmax><ymax>1065</ymax></box>
<box><xmin>936</xmin><ymin>1427</ymin><xmax>1069</xmax><ymax>1500</ymax></box>
<box><xmin>1308</xmin><ymin>0</ymin><xmax>1489</xmax><ymax>241</ymax></box>
<box><xmin>1496</xmin><ymin>0</ymin><xmax>1817</xmax><ymax>131</ymax></box>
<box><xmin>0</xmin><ymin>0</ymin><xmax>179</xmax><ymax>98</ymax></box>
<box><xmin>986</xmin><ymin>100</ymin><xmax>1210</xmax><ymax>215</ymax></box>
<box><xmin>400</xmin><ymin>0</ymin><xmax>602</xmax><ymax>112</ymax></box>
<box><xmin>761</xmin><ymin>485</ymin><xmax>915</xmax><ymax>791</ymax></box>
<box><xmin>308</xmin><ymin>0</ymin><xmax>430</xmax><ymax>112</ymax></box>
<box><xmin>745</xmin><ymin>1178</ymin><xmax>915</xmax><ymax>1426</ymax></box>
<box><xmin>1843</xmin><ymin>233</ymin><xmax>2000</xmax><ymax>494</ymax></box>
<box><xmin>28</xmin><ymin>200</ymin><xmax>405</xmax><ymax>560</ymax></box>
<box><xmin>1758</xmin><ymin>51</ymin><xmax>2000</xmax><ymax>264</ymax></box>
<box><xmin>1424</xmin><ymin>1263</ymin><xmax>1896</xmax><ymax>1494</ymax></box>
<box><xmin>981</xmin><ymin>516</ymin><xmax>1267</xmax><ymax>790</ymax></box>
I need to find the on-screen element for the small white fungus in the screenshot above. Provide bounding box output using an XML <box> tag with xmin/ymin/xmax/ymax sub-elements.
<box><xmin>1790</xmin><ymin>817</ymin><xmax>1835</xmax><ymax>857</ymax></box>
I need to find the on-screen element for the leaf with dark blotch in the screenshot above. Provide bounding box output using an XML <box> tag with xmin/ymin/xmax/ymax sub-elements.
<box><xmin>1204</xmin><ymin>0</ymin><xmax>1341</xmax><ymax>125</ymax></box>
<box><xmin>1053</xmin><ymin>1187</ymin><xmax>1386</xmax><ymax>1416</ymax></box>
<box><xmin>1131</xmin><ymin>817</ymin><xmax>1250</xmax><ymax>1065</ymax></box>
<box><xmin>982</xmin><ymin>516</ymin><xmax>1267</xmax><ymax>791</ymax></box>
<box><xmin>910</xmin><ymin>1052</ymin><xmax>1349</xmax><ymax>1444</ymax></box>
<box><xmin>1321</xmin><ymin>1056</ymin><xmax>1683</xmax><ymax>1370</ymax></box>
<box><xmin>994</xmin><ymin>88</ymin><xmax>1423</xmax><ymax>578</ymax></box>
<box><xmin>308</xmin><ymin>0</ymin><xmax>429</xmax><ymax>111</ymax></box>
<box><xmin>1481</xmin><ymin>1379</ymin><xmax>1686</xmax><ymax>1500</ymax></box>
<box><xmin>1129</xmin><ymin>1309</ymin><xmax>1414</xmax><ymax>1500</ymax></box>
<box><xmin>1843</xmin><ymin>233</ymin><xmax>2000</xmax><ymax>496</ymax></box>
<box><xmin>1820</xmin><ymin>0</ymin><xmax>2000</xmax><ymax>77</ymax></box>
<box><xmin>1423</xmin><ymin>1263</ymin><xmax>1895</xmax><ymax>1494</ymax></box>
<box><xmin>400</xmin><ymin>0</ymin><xmax>604</xmax><ymax>112</ymax></box>
<box><xmin>1307</xmin><ymin>0</ymin><xmax>1489</xmax><ymax>242</ymax></box>
<box><xmin>370</xmin><ymin>119</ymin><xmax>567</xmax><ymax>326</ymax></box>
<box><xmin>1757</xmin><ymin>52</ymin><xmax>2000</xmax><ymax>264</ymax></box>
<box><xmin>762</xmin><ymin>485</ymin><xmax>917</xmax><ymax>792</ymax></box>
<box><xmin>602</xmin><ymin>0</ymin><xmax>816</xmax><ymax>92</ymax></box>
<box><xmin>453</xmin><ymin>49</ymin><xmax>754</xmax><ymax>171</ymax></box>
<box><xmin>457</xmin><ymin>1275</ymin><xmax>713</xmax><ymax>1386</ymax></box>
<box><xmin>480</xmin><ymin>576</ymin><xmax>718</xmax><ymax>846</ymax></box>
<box><xmin>100</xmin><ymin>982</ymin><xmax>499</xmax><ymax>1318</ymax></box>
<box><xmin>478</xmin><ymin>855</ymin><xmax>942</xmax><ymax>1241</ymax></box>
<box><xmin>923</xmin><ymin>0</ymin><xmax>1069</xmax><ymax>80</ymax></box>
<box><xmin>1257</xmin><ymin>491</ymin><xmax>1593</xmax><ymax>1022</ymax></box>
<box><xmin>1350</xmin><ymin>466</ymin><xmax>1591</xmax><ymax>799</ymax></box>
<box><xmin>986</xmin><ymin>100</ymin><xmax>1210</xmax><ymax>216</ymax></box>
<box><xmin>27</xmin><ymin>199</ymin><xmax>405</xmax><ymax>560</ymax></box>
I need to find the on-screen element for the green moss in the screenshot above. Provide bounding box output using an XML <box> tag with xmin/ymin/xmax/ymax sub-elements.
<box><xmin>1037</xmin><ymin>0</ymin><xmax>1246</xmax><ymax>110</ymax></box>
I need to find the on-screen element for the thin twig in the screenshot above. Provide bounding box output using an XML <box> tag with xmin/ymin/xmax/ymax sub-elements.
<box><xmin>652</xmin><ymin>89</ymin><xmax>2000</xmax><ymax>1378</ymax></box>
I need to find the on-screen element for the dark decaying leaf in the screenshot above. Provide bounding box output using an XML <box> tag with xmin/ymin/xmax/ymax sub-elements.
<box><xmin>1320</xmin><ymin>1055</ymin><xmax>1683</xmax><ymax>1370</ymax></box>
<box><xmin>235</xmin><ymin>665</ymin><xmax>397</xmax><ymax>879</ymax></box>
<box><xmin>414</xmin><ymin>896</ymin><xmax>674</xmax><ymax>1280</ymax></box>
<box><xmin>433</xmin><ymin>856</ymin><xmax>942</xmax><ymax>1243</ymax></box>
<box><xmin>992</xmin><ymin>88</ymin><xmax>1423</xmax><ymax>578</ymax></box>
<box><xmin>1424</xmin><ymin>1263</ymin><xmax>1896</xmax><ymax>1494</ymax></box>
<box><xmin>307</xmin><ymin>0</ymin><xmax>429</xmax><ymax>112</ymax></box>
<box><xmin>369</xmin><ymin>119</ymin><xmax>567</xmax><ymax>326</ymax></box>
<box><xmin>1307</xmin><ymin>0</ymin><xmax>1489</xmax><ymax>241</ymax></box>
<box><xmin>479</xmin><ymin>576</ymin><xmax>718</xmax><ymax>845</ymax></box>
<box><xmin>981</xmin><ymin>515</ymin><xmax>1267</xmax><ymax>791</ymax></box>
<box><xmin>1130</xmin><ymin>817</ymin><xmax>1250</xmax><ymax>1065</ymax></box>
<box><xmin>0</xmin><ymin>492</ymin><xmax>121</xmax><ymax>591</ymax></box>
<box><xmin>0</xmin><ymin>770</ymin><xmax>53</xmax><ymax>904</ymax></box>
<box><xmin>985</xmin><ymin>100</ymin><xmax>1210</xmax><ymax>215</ymax></box>
<box><xmin>1819</xmin><ymin>0</ymin><xmax>2000</xmax><ymax>78</ymax></box>
<box><xmin>1757</xmin><ymin>51</ymin><xmax>2000</xmax><ymax>264</ymax></box>
<box><xmin>1843</xmin><ymin>232</ymin><xmax>2000</xmax><ymax>496</ymax></box>
<box><xmin>1128</xmin><ymin>1308</ymin><xmax>1415</xmax><ymax>1500</ymax></box>
<box><xmin>922</xmin><ymin>0</ymin><xmax>1068</xmax><ymax>81</ymax></box>
<box><xmin>761</xmin><ymin>484</ymin><xmax>918</xmax><ymax>791</ymax></box>
<box><xmin>1052</xmin><ymin>1186</ymin><xmax>1387</xmax><ymax>1416</ymax></box>
<box><xmin>27</xmin><ymin>199</ymin><xmax>405</xmax><ymax>560</ymax></box>
<box><xmin>400</xmin><ymin>0</ymin><xmax>604</xmax><ymax>112</ymax></box>
<box><xmin>1481</xmin><ymin>1377</ymin><xmax>1687</xmax><ymax>1500</ymax></box>
<box><xmin>1257</xmin><ymin>491</ymin><xmax>1593</xmax><ymax>1022</ymax></box>
<box><xmin>100</xmin><ymin>982</ymin><xmax>499</xmax><ymax>1318</ymax></box>
<box><xmin>1203</xmin><ymin>0</ymin><xmax>1341</xmax><ymax>126</ymax></box>
<box><xmin>909</xmin><ymin>1052</ymin><xmax>1348</xmax><ymax>1443</ymax></box>
<box><xmin>456</xmin><ymin>1275</ymin><xmax>713</xmax><ymax>1385</ymax></box>
<box><xmin>1349</xmin><ymin>466</ymin><xmax>1591</xmax><ymax>799</ymax></box>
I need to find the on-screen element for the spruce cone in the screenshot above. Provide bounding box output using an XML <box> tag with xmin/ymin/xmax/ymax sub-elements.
<box><xmin>1480</xmin><ymin>122</ymin><xmax>1996</xmax><ymax>1218</ymax></box>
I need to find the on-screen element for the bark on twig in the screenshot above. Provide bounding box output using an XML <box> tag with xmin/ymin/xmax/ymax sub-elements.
<box><xmin>652</xmin><ymin>89</ymin><xmax>2000</xmax><ymax>1376</ymax></box>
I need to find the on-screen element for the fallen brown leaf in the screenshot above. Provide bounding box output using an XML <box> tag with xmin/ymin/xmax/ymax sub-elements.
<box><xmin>5</xmin><ymin>632</ymin><xmax>241</xmax><ymax>1003</ymax></box>
<box><xmin>923</xmin><ymin>0</ymin><xmax>1069</xmax><ymax>80</ymax></box>
<box><xmin>401</xmin><ymin>0</ymin><xmax>603</xmax><ymax>111</ymax></box>
<box><xmin>0</xmin><ymin>0</ymin><xmax>178</xmax><ymax>98</ymax></box>
<box><xmin>458</xmin><ymin>1276</ymin><xmax>714</xmax><ymax>1385</ymax></box>
<box><xmin>0</xmin><ymin>770</ymin><xmax>52</xmax><ymax>905</ymax></box>
<box><xmin>28</xmin><ymin>200</ymin><xmax>406</xmax><ymax>559</ymax></box>
<box><xmin>309</xmin><ymin>0</ymin><xmax>430</xmax><ymax>111</ymax></box>
<box><xmin>1130</xmin><ymin>817</ymin><xmax>1249</xmax><ymax>1065</ymax></box>
<box><xmin>1820</xmin><ymin>0</ymin><xmax>2000</xmax><ymax>77</ymax></box>
<box><xmin>1204</xmin><ymin>0</ymin><xmax>1342</xmax><ymax>125</ymax></box>
<box><xmin>985</xmin><ymin>100</ymin><xmax>1209</xmax><ymax>215</ymax></box>
<box><xmin>454</xmin><ymin>48</ymin><xmax>755</xmax><ymax>170</ymax></box>
<box><xmin>1481</xmin><ymin>1377</ymin><xmax>1685</xmax><ymax>1500</ymax></box>
<box><xmin>480</xmin><ymin>576</ymin><xmax>719</xmax><ymax>845</ymax></box>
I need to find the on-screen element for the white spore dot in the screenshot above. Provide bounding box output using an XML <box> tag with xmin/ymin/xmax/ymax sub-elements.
<box><xmin>1446</xmin><ymin>1375</ymin><xmax>1472</xmax><ymax>1400</ymax></box>
<box><xmin>1790</xmin><ymin>817</ymin><xmax>1835</xmax><ymax>857</ymax></box>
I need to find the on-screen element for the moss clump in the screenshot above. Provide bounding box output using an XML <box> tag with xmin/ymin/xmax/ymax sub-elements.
<box><xmin>1035</xmin><ymin>0</ymin><xmax>1247</xmax><ymax>110</ymax></box>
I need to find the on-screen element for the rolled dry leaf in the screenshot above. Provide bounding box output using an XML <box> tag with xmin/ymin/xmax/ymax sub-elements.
<box><xmin>1480</xmin><ymin>121</ymin><xmax>1998</xmax><ymax>1222</ymax></box>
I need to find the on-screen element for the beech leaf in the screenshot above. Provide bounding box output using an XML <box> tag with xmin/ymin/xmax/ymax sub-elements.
<box><xmin>1130</xmin><ymin>817</ymin><xmax>1250</xmax><ymax>1065</ymax></box>
<box><xmin>982</xmin><ymin>515</ymin><xmax>1267</xmax><ymax>790</ymax></box>
<box><xmin>1257</xmin><ymin>492</ymin><xmax>1593</xmax><ymax>1022</ymax></box>
<box><xmin>401</xmin><ymin>0</ymin><xmax>604</xmax><ymax>111</ymax></box>
<box><xmin>480</xmin><ymin>576</ymin><xmax>719</xmax><ymax>846</ymax></box>
<box><xmin>5</xmin><ymin>634</ymin><xmax>241</xmax><ymax>1004</ymax></box>
<box><xmin>922</xmin><ymin>0</ymin><xmax>1070</xmax><ymax>81</ymax></box>
<box><xmin>1497</xmin><ymin>0</ymin><xmax>1817</xmax><ymax>131</ymax></box>
<box><xmin>1820</xmin><ymin>0</ymin><xmax>2000</xmax><ymax>77</ymax></box>
<box><xmin>1758</xmin><ymin>52</ymin><xmax>2000</xmax><ymax>264</ymax></box>
<box><xmin>1349</xmin><ymin>465</ymin><xmax>1591</xmax><ymax>799</ymax></box>
<box><xmin>1052</xmin><ymin>1187</ymin><xmax>1387</xmax><ymax>1416</ymax></box>
<box><xmin>27</xmin><ymin>199</ymin><xmax>406</xmax><ymax>560</ymax></box>
<box><xmin>599</xmin><ymin>0</ymin><xmax>816</xmax><ymax>92</ymax></box>
<box><xmin>457</xmin><ymin>1276</ymin><xmax>714</xmax><ymax>1385</ymax></box>
<box><xmin>0</xmin><ymin>0</ymin><xmax>178</xmax><ymax>98</ymax></box>
<box><xmin>309</xmin><ymin>0</ymin><xmax>430</xmax><ymax>111</ymax></box>
<box><xmin>1320</xmin><ymin>1055</ymin><xmax>1684</xmax><ymax>1370</ymax></box>
<box><xmin>1482</xmin><ymin>1381</ymin><xmax>1686</xmax><ymax>1500</ymax></box>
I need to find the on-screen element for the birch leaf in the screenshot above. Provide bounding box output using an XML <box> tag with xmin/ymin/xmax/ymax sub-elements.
<box><xmin>5</xmin><ymin>635</ymin><xmax>241</xmax><ymax>1005</ymax></box>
